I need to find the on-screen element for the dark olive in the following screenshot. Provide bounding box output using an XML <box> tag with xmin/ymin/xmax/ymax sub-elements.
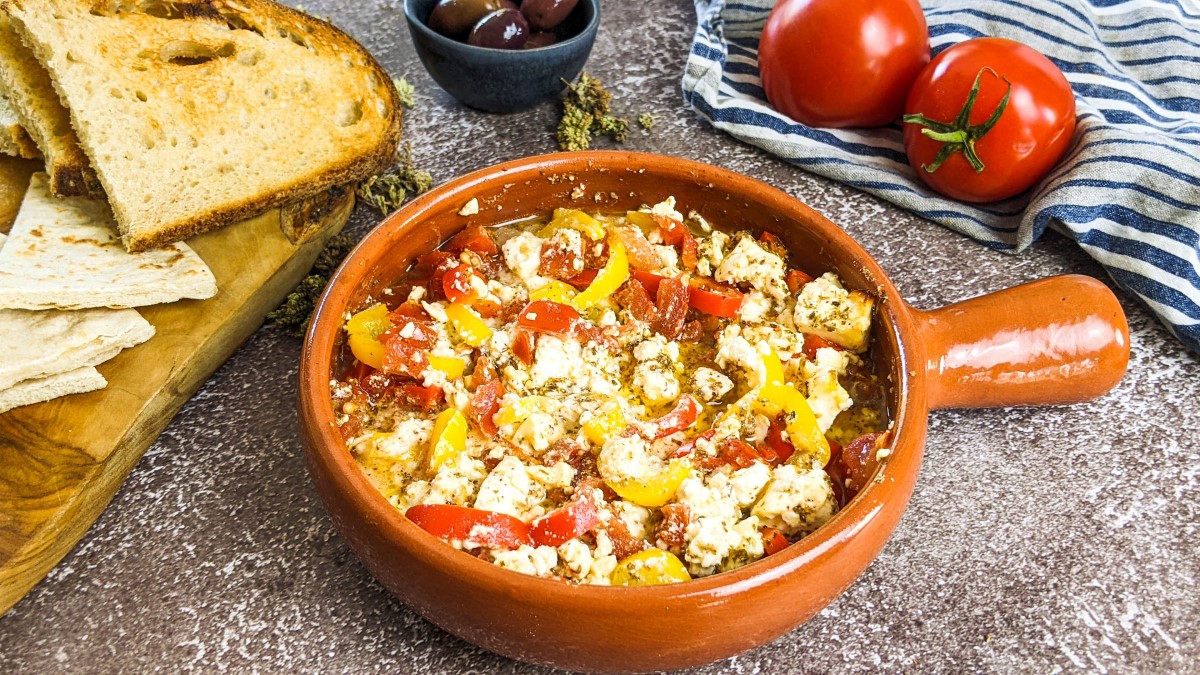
<box><xmin>522</xmin><ymin>31</ymin><xmax>559</xmax><ymax>49</ymax></box>
<box><xmin>467</xmin><ymin>9</ymin><xmax>529</xmax><ymax>49</ymax></box>
<box><xmin>428</xmin><ymin>0</ymin><xmax>517</xmax><ymax>38</ymax></box>
<box><xmin>519</xmin><ymin>0</ymin><xmax>578</xmax><ymax>32</ymax></box>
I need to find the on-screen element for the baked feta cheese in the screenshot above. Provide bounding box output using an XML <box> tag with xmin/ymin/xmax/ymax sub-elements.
<box><xmin>691</xmin><ymin>367</ymin><xmax>734</xmax><ymax>402</ymax></box>
<box><xmin>715</xmin><ymin>235</ymin><xmax>788</xmax><ymax>299</ymax></box>
<box><xmin>492</xmin><ymin>545</ymin><xmax>559</xmax><ymax>577</ymax></box>
<box><xmin>502</xmin><ymin>231</ymin><xmax>544</xmax><ymax>282</ymax></box>
<box><xmin>751</xmin><ymin>464</ymin><xmax>837</xmax><ymax>536</ymax></box>
<box><xmin>801</xmin><ymin>346</ymin><xmax>853</xmax><ymax>434</ymax></box>
<box><xmin>675</xmin><ymin>470</ymin><xmax>765</xmax><ymax>574</ymax></box>
<box><xmin>631</xmin><ymin>360</ymin><xmax>680</xmax><ymax>407</ymax></box>
<box><xmin>475</xmin><ymin>456</ymin><xmax>552</xmax><ymax>521</ymax></box>
<box><xmin>598</xmin><ymin>434</ymin><xmax>667</xmax><ymax>487</ymax></box>
<box><xmin>792</xmin><ymin>272</ymin><xmax>874</xmax><ymax>353</ymax></box>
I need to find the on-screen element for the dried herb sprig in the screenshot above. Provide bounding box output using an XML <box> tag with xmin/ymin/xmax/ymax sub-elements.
<box><xmin>267</xmin><ymin>233</ymin><xmax>356</xmax><ymax>336</ymax></box>
<box><xmin>638</xmin><ymin>112</ymin><xmax>655</xmax><ymax>130</ymax></box>
<box><xmin>356</xmin><ymin>143</ymin><xmax>434</xmax><ymax>215</ymax></box>
<box><xmin>392</xmin><ymin>76</ymin><xmax>416</xmax><ymax>108</ymax></box>
<box><xmin>556</xmin><ymin>72</ymin><xmax>630</xmax><ymax>151</ymax></box>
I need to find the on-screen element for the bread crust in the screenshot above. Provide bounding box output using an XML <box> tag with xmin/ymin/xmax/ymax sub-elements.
<box><xmin>0</xmin><ymin>0</ymin><xmax>402</xmax><ymax>251</ymax></box>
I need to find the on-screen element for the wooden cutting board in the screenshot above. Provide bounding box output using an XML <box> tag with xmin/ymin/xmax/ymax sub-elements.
<box><xmin>0</xmin><ymin>185</ymin><xmax>354</xmax><ymax>614</ymax></box>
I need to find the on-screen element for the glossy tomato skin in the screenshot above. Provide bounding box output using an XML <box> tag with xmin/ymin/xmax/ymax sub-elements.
<box><xmin>759</xmin><ymin>0</ymin><xmax>929</xmax><ymax>128</ymax></box>
<box><xmin>903</xmin><ymin>37</ymin><xmax>1077</xmax><ymax>203</ymax></box>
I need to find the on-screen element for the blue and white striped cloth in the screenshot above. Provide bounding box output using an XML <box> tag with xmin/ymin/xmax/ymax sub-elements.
<box><xmin>683</xmin><ymin>0</ymin><xmax>1200</xmax><ymax>356</ymax></box>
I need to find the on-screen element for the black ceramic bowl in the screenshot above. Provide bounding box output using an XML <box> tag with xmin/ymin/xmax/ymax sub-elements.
<box><xmin>404</xmin><ymin>0</ymin><xmax>600</xmax><ymax>113</ymax></box>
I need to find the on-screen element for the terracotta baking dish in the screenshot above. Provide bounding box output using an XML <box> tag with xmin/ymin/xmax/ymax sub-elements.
<box><xmin>299</xmin><ymin>151</ymin><xmax>1128</xmax><ymax>672</ymax></box>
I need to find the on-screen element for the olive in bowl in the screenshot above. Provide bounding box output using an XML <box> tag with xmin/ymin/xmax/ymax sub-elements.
<box><xmin>404</xmin><ymin>0</ymin><xmax>598</xmax><ymax>113</ymax></box>
<box><xmin>298</xmin><ymin>152</ymin><xmax>1129</xmax><ymax>671</ymax></box>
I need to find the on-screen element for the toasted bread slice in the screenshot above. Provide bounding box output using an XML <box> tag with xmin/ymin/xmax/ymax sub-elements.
<box><xmin>0</xmin><ymin>15</ymin><xmax>98</xmax><ymax>195</ymax></box>
<box><xmin>0</xmin><ymin>93</ymin><xmax>36</xmax><ymax>158</ymax></box>
<box><xmin>1</xmin><ymin>0</ymin><xmax>401</xmax><ymax>252</ymax></box>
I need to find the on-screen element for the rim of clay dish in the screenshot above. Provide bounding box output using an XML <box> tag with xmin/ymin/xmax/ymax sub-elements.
<box><xmin>301</xmin><ymin>150</ymin><xmax>925</xmax><ymax>602</ymax></box>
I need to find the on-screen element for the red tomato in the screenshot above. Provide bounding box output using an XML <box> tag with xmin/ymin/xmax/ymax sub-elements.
<box><xmin>405</xmin><ymin>504</ymin><xmax>533</xmax><ymax>550</ymax></box>
<box><xmin>512</xmin><ymin>329</ymin><xmax>535</xmax><ymax>365</ymax></box>
<box><xmin>759</xmin><ymin>0</ymin><xmax>929</xmax><ymax>128</ymax></box>
<box><xmin>653</xmin><ymin>276</ymin><xmax>689</xmax><ymax>340</ymax></box>
<box><xmin>902</xmin><ymin>37</ymin><xmax>1077</xmax><ymax>202</ymax></box>
<box><xmin>761</xmin><ymin>527</ymin><xmax>790</xmax><ymax>556</ymax></box>
<box><xmin>442</xmin><ymin>263</ymin><xmax>483</xmax><ymax>303</ymax></box>
<box><xmin>468</xmin><ymin>379</ymin><xmax>504</xmax><ymax>439</ymax></box>
<box><xmin>633</xmin><ymin>394</ymin><xmax>701</xmax><ymax>440</ymax></box>
<box><xmin>517</xmin><ymin>299</ymin><xmax>580</xmax><ymax>335</ymax></box>
<box><xmin>785</xmin><ymin>269</ymin><xmax>813</xmax><ymax>294</ymax></box>
<box><xmin>687</xmin><ymin>277</ymin><xmax>743</xmax><ymax>318</ymax></box>
<box><xmin>530</xmin><ymin>490</ymin><xmax>601</xmax><ymax>547</ymax></box>
<box><xmin>445</xmin><ymin>225</ymin><xmax>499</xmax><ymax>258</ymax></box>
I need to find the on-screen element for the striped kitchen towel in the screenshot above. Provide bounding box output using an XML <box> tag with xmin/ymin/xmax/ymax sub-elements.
<box><xmin>683</xmin><ymin>0</ymin><xmax>1200</xmax><ymax>356</ymax></box>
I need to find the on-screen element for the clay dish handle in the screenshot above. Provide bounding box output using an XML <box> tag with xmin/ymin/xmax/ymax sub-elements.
<box><xmin>909</xmin><ymin>274</ymin><xmax>1130</xmax><ymax>411</ymax></box>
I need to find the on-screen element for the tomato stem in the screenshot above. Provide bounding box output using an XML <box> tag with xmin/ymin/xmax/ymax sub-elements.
<box><xmin>902</xmin><ymin>67</ymin><xmax>1012</xmax><ymax>174</ymax></box>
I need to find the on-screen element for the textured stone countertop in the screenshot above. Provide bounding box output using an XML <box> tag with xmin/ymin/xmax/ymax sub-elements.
<box><xmin>2</xmin><ymin>0</ymin><xmax>1198</xmax><ymax>672</ymax></box>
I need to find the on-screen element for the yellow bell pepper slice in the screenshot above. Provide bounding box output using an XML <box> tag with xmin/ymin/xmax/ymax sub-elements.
<box><xmin>761</xmin><ymin>348</ymin><xmax>785</xmax><ymax>386</ymax></box>
<box><xmin>428</xmin><ymin>355</ymin><xmax>466</xmax><ymax>379</ymax></box>
<box><xmin>344</xmin><ymin>303</ymin><xmax>392</xmax><ymax>369</ymax></box>
<box><xmin>540</xmin><ymin>208</ymin><xmax>606</xmax><ymax>240</ymax></box>
<box><xmin>495</xmin><ymin>395</ymin><xmax>557</xmax><ymax>428</ymax></box>
<box><xmin>754</xmin><ymin>382</ymin><xmax>831</xmax><ymax>467</ymax></box>
<box><xmin>582</xmin><ymin>397</ymin><xmax>625</xmax><ymax>446</ymax></box>
<box><xmin>611</xmin><ymin>549</ymin><xmax>691</xmax><ymax>586</ymax></box>
<box><xmin>572</xmin><ymin>237</ymin><xmax>629</xmax><ymax>311</ymax></box>
<box><xmin>426</xmin><ymin>408</ymin><xmax>467</xmax><ymax>472</ymax></box>
<box><xmin>606</xmin><ymin>458</ymin><xmax>691</xmax><ymax>508</ymax></box>
<box><xmin>445</xmin><ymin>302</ymin><xmax>492</xmax><ymax>347</ymax></box>
<box><xmin>623</xmin><ymin>210</ymin><xmax>656</xmax><ymax>231</ymax></box>
<box><xmin>529</xmin><ymin>280</ymin><xmax>579</xmax><ymax>305</ymax></box>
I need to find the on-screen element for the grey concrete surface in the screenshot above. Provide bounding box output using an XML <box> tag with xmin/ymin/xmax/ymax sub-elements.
<box><xmin>2</xmin><ymin>1</ymin><xmax>1197</xmax><ymax>672</ymax></box>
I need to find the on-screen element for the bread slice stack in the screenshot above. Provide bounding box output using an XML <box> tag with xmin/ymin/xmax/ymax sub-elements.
<box><xmin>0</xmin><ymin>0</ymin><xmax>402</xmax><ymax>411</ymax></box>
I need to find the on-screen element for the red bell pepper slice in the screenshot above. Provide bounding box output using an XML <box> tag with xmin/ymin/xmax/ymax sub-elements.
<box><xmin>785</xmin><ymin>269</ymin><xmax>814</xmax><ymax>294</ymax></box>
<box><xmin>687</xmin><ymin>277</ymin><xmax>743</xmax><ymax>318</ymax></box>
<box><xmin>671</xmin><ymin>429</ymin><xmax>716</xmax><ymax>458</ymax></box>
<box><xmin>405</xmin><ymin>504</ymin><xmax>533</xmax><ymax>550</ymax></box>
<box><xmin>442</xmin><ymin>263</ymin><xmax>484</xmax><ymax>304</ymax></box>
<box><xmin>761</xmin><ymin>417</ymin><xmax>796</xmax><ymax>465</ymax></box>
<box><xmin>802</xmin><ymin>333</ymin><xmax>845</xmax><ymax>360</ymax></box>
<box><xmin>632</xmin><ymin>394</ymin><xmax>701</xmax><ymax>440</ymax></box>
<box><xmin>530</xmin><ymin>488</ymin><xmax>602</xmax><ymax>547</ymax></box>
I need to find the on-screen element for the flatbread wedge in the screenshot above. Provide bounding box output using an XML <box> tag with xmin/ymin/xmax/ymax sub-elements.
<box><xmin>0</xmin><ymin>366</ymin><xmax>105</xmax><ymax>414</ymax></box>
<box><xmin>0</xmin><ymin>15</ymin><xmax>97</xmax><ymax>195</ymax></box>
<box><xmin>1</xmin><ymin>0</ymin><xmax>401</xmax><ymax>251</ymax></box>
<box><xmin>0</xmin><ymin>173</ymin><xmax>217</xmax><ymax>310</ymax></box>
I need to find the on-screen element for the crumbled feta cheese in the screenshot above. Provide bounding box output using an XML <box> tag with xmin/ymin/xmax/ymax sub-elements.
<box><xmin>598</xmin><ymin>434</ymin><xmax>667</xmax><ymax>486</ymax></box>
<box><xmin>737</xmin><ymin>290</ymin><xmax>773</xmax><ymax>323</ymax></box>
<box><xmin>631</xmin><ymin>360</ymin><xmax>680</xmax><ymax>407</ymax></box>
<box><xmin>511</xmin><ymin>410</ymin><xmax>564</xmax><ymax>453</ymax></box>
<box><xmin>676</xmin><ymin>470</ymin><xmax>765</xmax><ymax>574</ymax></box>
<box><xmin>715</xmin><ymin>328</ymin><xmax>767</xmax><ymax>389</ymax></box>
<box><xmin>421</xmin><ymin>300</ymin><xmax>449</xmax><ymax>323</ymax></box>
<box><xmin>649</xmin><ymin>196</ymin><xmax>683</xmax><ymax>223</ymax></box>
<box><xmin>415</xmin><ymin>452</ymin><xmax>488</xmax><ymax>509</ymax></box>
<box><xmin>459</xmin><ymin>198</ymin><xmax>480</xmax><ymax>216</ymax></box>
<box><xmin>695</xmin><ymin>230</ymin><xmax>729</xmax><ymax>277</ymax></box>
<box><xmin>729</xmin><ymin>462</ymin><xmax>772</xmax><ymax>509</ymax></box>
<box><xmin>801</xmin><ymin>347</ymin><xmax>853</xmax><ymax>434</ymax></box>
<box><xmin>653</xmin><ymin>244</ymin><xmax>680</xmax><ymax>274</ymax></box>
<box><xmin>752</xmin><ymin>464</ymin><xmax>837</xmax><ymax>536</ymax></box>
<box><xmin>633</xmin><ymin>335</ymin><xmax>666</xmax><ymax>362</ymax></box>
<box><xmin>558</xmin><ymin>538</ymin><xmax>595</xmax><ymax>580</ymax></box>
<box><xmin>492</xmin><ymin>545</ymin><xmax>558</xmax><ymax>577</ymax></box>
<box><xmin>475</xmin><ymin>456</ymin><xmax>550</xmax><ymax>521</ymax></box>
<box><xmin>715</xmin><ymin>235</ymin><xmax>788</xmax><ymax>299</ymax></box>
<box><xmin>407</xmin><ymin>286</ymin><xmax>426</xmax><ymax>303</ymax></box>
<box><xmin>792</xmin><ymin>273</ymin><xmax>874</xmax><ymax>353</ymax></box>
<box><xmin>502</xmin><ymin>231</ymin><xmax>544</xmax><ymax>281</ymax></box>
<box><xmin>691</xmin><ymin>367</ymin><xmax>733</xmax><ymax>402</ymax></box>
<box><xmin>611</xmin><ymin>501</ymin><xmax>654</xmax><ymax>540</ymax></box>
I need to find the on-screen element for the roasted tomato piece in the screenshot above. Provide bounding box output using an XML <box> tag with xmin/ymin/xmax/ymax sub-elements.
<box><xmin>785</xmin><ymin>268</ymin><xmax>814</xmax><ymax>293</ymax></box>
<box><xmin>678</xmin><ymin>320</ymin><xmax>703</xmax><ymax>343</ymax></box>
<box><xmin>517</xmin><ymin>299</ymin><xmax>581</xmax><ymax>335</ymax></box>
<box><xmin>757</xmin><ymin>231</ymin><xmax>789</xmax><ymax>260</ymax></box>
<box><xmin>671</xmin><ymin>429</ymin><xmax>715</xmax><ymax>458</ymax></box>
<box><xmin>380</xmin><ymin>339</ymin><xmax>429</xmax><ymax>378</ymax></box>
<box><xmin>680</xmin><ymin>231</ymin><xmax>698</xmax><ymax>270</ymax></box>
<box><xmin>841</xmin><ymin>431</ymin><xmax>890</xmax><ymax>493</ymax></box>
<box><xmin>405</xmin><ymin>504</ymin><xmax>533</xmax><ymax>550</ymax></box>
<box><xmin>530</xmin><ymin>487</ymin><xmax>602</xmax><ymax>547</ymax></box>
<box><xmin>802</xmin><ymin>333</ymin><xmax>845</xmax><ymax>360</ymax></box>
<box><xmin>513</xmin><ymin>329</ymin><xmax>536</xmax><ymax>365</ymax></box>
<box><xmin>653</xmin><ymin>213</ymin><xmax>688</xmax><ymax>246</ymax></box>
<box><xmin>600</xmin><ymin>511</ymin><xmax>650</xmax><ymax>560</ymax></box>
<box><xmin>469</xmin><ymin>379</ymin><xmax>505</xmax><ymax>439</ymax></box>
<box><xmin>465</xmin><ymin>355</ymin><xmax>498</xmax><ymax>390</ymax></box>
<box><xmin>565</xmin><ymin>269</ymin><xmax>598</xmax><ymax>288</ymax></box>
<box><xmin>654</xmin><ymin>503</ymin><xmax>691</xmax><ymax>552</ymax></box>
<box><xmin>720</xmin><ymin>438</ymin><xmax>761</xmax><ymax>469</ymax></box>
<box><xmin>613</xmin><ymin>279</ymin><xmax>658</xmax><ymax>324</ymax></box>
<box><xmin>472</xmin><ymin>297</ymin><xmax>502</xmax><ymax>318</ymax></box>
<box><xmin>442</xmin><ymin>263</ymin><xmax>485</xmax><ymax>304</ymax></box>
<box><xmin>761</xmin><ymin>417</ymin><xmax>796</xmax><ymax>465</ymax></box>
<box><xmin>653</xmin><ymin>276</ymin><xmax>689</xmax><ymax>339</ymax></box>
<box><xmin>612</xmin><ymin>225</ymin><xmax>663</xmax><ymax>271</ymax></box>
<box><xmin>539</xmin><ymin>240</ymin><xmax>584</xmax><ymax>279</ymax></box>
<box><xmin>688</xmin><ymin>277</ymin><xmax>743</xmax><ymax>318</ymax></box>
<box><xmin>400</xmin><ymin>383</ymin><xmax>445</xmax><ymax>413</ymax></box>
<box><xmin>388</xmin><ymin>302</ymin><xmax>430</xmax><ymax>322</ymax></box>
<box><xmin>445</xmin><ymin>225</ymin><xmax>499</xmax><ymax>258</ymax></box>
<box><xmin>761</xmin><ymin>527</ymin><xmax>790</xmax><ymax>556</ymax></box>
<box><xmin>411</xmin><ymin>251</ymin><xmax>459</xmax><ymax>299</ymax></box>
